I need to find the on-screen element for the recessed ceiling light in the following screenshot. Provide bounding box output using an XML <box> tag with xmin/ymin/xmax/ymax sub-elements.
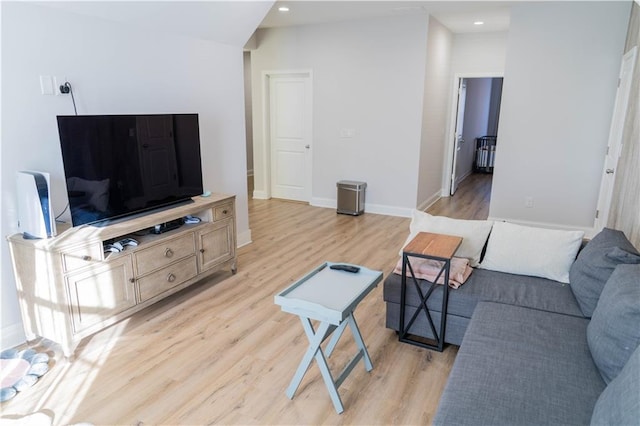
<box><xmin>278</xmin><ymin>6</ymin><xmax>290</xmax><ymax>12</ymax></box>
<box><xmin>474</xmin><ymin>21</ymin><xmax>484</xmax><ymax>25</ymax></box>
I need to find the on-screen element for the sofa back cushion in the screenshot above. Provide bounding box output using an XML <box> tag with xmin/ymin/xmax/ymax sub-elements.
<box><xmin>569</xmin><ymin>228</ymin><xmax>640</xmax><ymax>317</ymax></box>
<box><xmin>400</xmin><ymin>210</ymin><xmax>493</xmax><ymax>267</ymax></box>
<box><xmin>587</xmin><ymin>263</ymin><xmax>640</xmax><ymax>384</ymax></box>
<box><xmin>590</xmin><ymin>345</ymin><xmax>640</xmax><ymax>425</ymax></box>
<box><xmin>478</xmin><ymin>221</ymin><xmax>584</xmax><ymax>283</ymax></box>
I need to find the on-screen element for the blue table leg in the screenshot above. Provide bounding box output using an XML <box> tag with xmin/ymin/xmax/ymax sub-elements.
<box><xmin>347</xmin><ymin>313</ymin><xmax>373</xmax><ymax>371</ymax></box>
<box><xmin>285</xmin><ymin>313</ymin><xmax>374</xmax><ymax>414</ymax></box>
<box><xmin>286</xmin><ymin>318</ymin><xmax>335</xmax><ymax>400</ymax></box>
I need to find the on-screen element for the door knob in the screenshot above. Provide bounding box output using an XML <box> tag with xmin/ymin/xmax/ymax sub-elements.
<box><xmin>606</xmin><ymin>168</ymin><xmax>614</xmax><ymax>174</ymax></box>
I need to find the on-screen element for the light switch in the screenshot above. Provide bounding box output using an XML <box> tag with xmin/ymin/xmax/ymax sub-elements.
<box><xmin>39</xmin><ymin>76</ymin><xmax>54</xmax><ymax>95</ymax></box>
<box><xmin>339</xmin><ymin>128</ymin><xmax>356</xmax><ymax>138</ymax></box>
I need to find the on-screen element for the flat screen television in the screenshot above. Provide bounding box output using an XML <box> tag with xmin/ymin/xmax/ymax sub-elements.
<box><xmin>57</xmin><ymin>114</ymin><xmax>204</xmax><ymax>227</ymax></box>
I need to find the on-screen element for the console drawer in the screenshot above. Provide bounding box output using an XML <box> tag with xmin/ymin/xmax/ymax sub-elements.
<box><xmin>213</xmin><ymin>203</ymin><xmax>233</xmax><ymax>221</ymax></box>
<box><xmin>134</xmin><ymin>233</ymin><xmax>195</xmax><ymax>275</ymax></box>
<box><xmin>137</xmin><ymin>256</ymin><xmax>198</xmax><ymax>302</ymax></box>
<box><xmin>61</xmin><ymin>243</ymin><xmax>103</xmax><ymax>272</ymax></box>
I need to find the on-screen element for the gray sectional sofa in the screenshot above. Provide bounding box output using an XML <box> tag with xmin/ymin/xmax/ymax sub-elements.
<box><xmin>383</xmin><ymin>227</ymin><xmax>640</xmax><ymax>425</ymax></box>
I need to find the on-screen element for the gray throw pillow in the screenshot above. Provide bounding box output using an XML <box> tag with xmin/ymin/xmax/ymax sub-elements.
<box><xmin>569</xmin><ymin>228</ymin><xmax>640</xmax><ymax>317</ymax></box>
<box><xmin>587</xmin><ymin>263</ymin><xmax>640</xmax><ymax>384</ymax></box>
<box><xmin>590</xmin><ymin>345</ymin><xmax>640</xmax><ymax>425</ymax></box>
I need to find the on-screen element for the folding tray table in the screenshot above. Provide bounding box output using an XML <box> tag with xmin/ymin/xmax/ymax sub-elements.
<box><xmin>274</xmin><ymin>262</ymin><xmax>383</xmax><ymax>413</ymax></box>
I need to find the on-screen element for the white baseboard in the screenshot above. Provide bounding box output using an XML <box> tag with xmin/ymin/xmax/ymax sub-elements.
<box><xmin>252</xmin><ymin>190</ymin><xmax>269</xmax><ymax>200</ymax></box>
<box><xmin>487</xmin><ymin>216</ymin><xmax>597</xmax><ymax>238</ymax></box>
<box><xmin>309</xmin><ymin>197</ymin><xmax>334</xmax><ymax>209</ymax></box>
<box><xmin>366</xmin><ymin>203</ymin><xmax>413</xmax><ymax>217</ymax></box>
<box><xmin>309</xmin><ymin>197</ymin><xmax>413</xmax><ymax>218</ymax></box>
<box><xmin>1</xmin><ymin>322</ymin><xmax>25</xmax><ymax>351</ymax></box>
<box><xmin>237</xmin><ymin>229</ymin><xmax>252</xmax><ymax>248</ymax></box>
<box><xmin>416</xmin><ymin>191</ymin><xmax>441</xmax><ymax>212</ymax></box>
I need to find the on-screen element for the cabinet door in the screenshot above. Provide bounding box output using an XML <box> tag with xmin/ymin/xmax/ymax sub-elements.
<box><xmin>197</xmin><ymin>220</ymin><xmax>235</xmax><ymax>272</ymax></box>
<box><xmin>66</xmin><ymin>257</ymin><xmax>136</xmax><ymax>334</ymax></box>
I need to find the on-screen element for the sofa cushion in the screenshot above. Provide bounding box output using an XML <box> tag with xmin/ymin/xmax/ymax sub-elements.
<box><xmin>590</xmin><ymin>345</ymin><xmax>640</xmax><ymax>426</ymax></box>
<box><xmin>569</xmin><ymin>228</ymin><xmax>640</xmax><ymax>317</ymax></box>
<box><xmin>433</xmin><ymin>302</ymin><xmax>605</xmax><ymax>426</ymax></box>
<box><xmin>587</xmin><ymin>263</ymin><xmax>640</xmax><ymax>384</ymax></box>
<box><xmin>478</xmin><ymin>221</ymin><xmax>584</xmax><ymax>283</ymax></box>
<box><xmin>383</xmin><ymin>268</ymin><xmax>584</xmax><ymax>319</ymax></box>
<box><xmin>400</xmin><ymin>210</ymin><xmax>493</xmax><ymax>267</ymax></box>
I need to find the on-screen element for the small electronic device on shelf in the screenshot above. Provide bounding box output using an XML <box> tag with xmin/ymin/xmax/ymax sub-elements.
<box><xmin>151</xmin><ymin>218</ymin><xmax>184</xmax><ymax>234</ymax></box>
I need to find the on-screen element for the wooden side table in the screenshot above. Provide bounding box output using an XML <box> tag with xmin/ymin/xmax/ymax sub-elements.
<box><xmin>399</xmin><ymin>232</ymin><xmax>463</xmax><ymax>352</ymax></box>
<box><xmin>274</xmin><ymin>262</ymin><xmax>383</xmax><ymax>414</ymax></box>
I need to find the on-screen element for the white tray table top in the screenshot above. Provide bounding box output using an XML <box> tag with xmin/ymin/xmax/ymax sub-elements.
<box><xmin>275</xmin><ymin>262</ymin><xmax>383</xmax><ymax>325</ymax></box>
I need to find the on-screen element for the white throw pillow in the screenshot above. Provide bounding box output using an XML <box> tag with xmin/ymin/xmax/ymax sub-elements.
<box><xmin>478</xmin><ymin>221</ymin><xmax>584</xmax><ymax>283</ymax></box>
<box><xmin>400</xmin><ymin>210</ymin><xmax>493</xmax><ymax>267</ymax></box>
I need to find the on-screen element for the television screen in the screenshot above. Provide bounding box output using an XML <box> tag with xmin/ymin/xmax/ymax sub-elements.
<box><xmin>57</xmin><ymin>114</ymin><xmax>204</xmax><ymax>227</ymax></box>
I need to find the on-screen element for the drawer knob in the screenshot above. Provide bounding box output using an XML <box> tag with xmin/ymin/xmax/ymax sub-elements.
<box><xmin>167</xmin><ymin>273</ymin><xmax>176</xmax><ymax>283</ymax></box>
<box><xmin>222</xmin><ymin>209</ymin><xmax>228</xmax><ymax>215</ymax></box>
<box><xmin>82</xmin><ymin>255</ymin><xmax>92</xmax><ymax>261</ymax></box>
<box><xmin>200</xmin><ymin>249</ymin><xmax>205</xmax><ymax>253</ymax></box>
<box><xmin>164</xmin><ymin>248</ymin><xmax>174</xmax><ymax>258</ymax></box>
<box><xmin>129</xmin><ymin>278</ymin><xmax>135</xmax><ymax>283</ymax></box>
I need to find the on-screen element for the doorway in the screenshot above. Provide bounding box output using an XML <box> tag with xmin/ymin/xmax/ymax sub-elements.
<box><xmin>448</xmin><ymin>76</ymin><xmax>503</xmax><ymax>197</ymax></box>
<box><xmin>269</xmin><ymin>74</ymin><xmax>312</xmax><ymax>202</ymax></box>
<box><xmin>257</xmin><ymin>71</ymin><xmax>313</xmax><ymax>203</ymax></box>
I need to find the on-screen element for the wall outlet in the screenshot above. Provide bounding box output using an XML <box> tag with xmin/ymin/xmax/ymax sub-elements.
<box><xmin>54</xmin><ymin>76</ymin><xmax>67</xmax><ymax>96</ymax></box>
<box><xmin>525</xmin><ymin>196</ymin><xmax>534</xmax><ymax>208</ymax></box>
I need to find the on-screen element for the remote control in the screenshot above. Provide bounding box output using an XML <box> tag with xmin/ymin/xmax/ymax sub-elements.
<box><xmin>330</xmin><ymin>264</ymin><xmax>360</xmax><ymax>273</ymax></box>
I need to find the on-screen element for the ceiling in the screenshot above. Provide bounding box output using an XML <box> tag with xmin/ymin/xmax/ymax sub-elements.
<box><xmin>35</xmin><ymin>0</ymin><xmax>512</xmax><ymax>46</ymax></box>
<box><xmin>35</xmin><ymin>1</ymin><xmax>274</xmax><ymax>46</ymax></box>
<box><xmin>259</xmin><ymin>1</ymin><xmax>513</xmax><ymax>33</ymax></box>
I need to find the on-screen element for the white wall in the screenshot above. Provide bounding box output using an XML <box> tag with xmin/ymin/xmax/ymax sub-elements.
<box><xmin>490</xmin><ymin>1</ymin><xmax>631</xmax><ymax>230</ymax></box>
<box><xmin>417</xmin><ymin>16</ymin><xmax>453</xmax><ymax>209</ymax></box>
<box><xmin>0</xmin><ymin>2</ymin><xmax>261</xmax><ymax>349</ymax></box>
<box><xmin>451</xmin><ymin>31</ymin><xmax>508</xmax><ymax>76</ymax></box>
<box><xmin>251</xmin><ymin>16</ymin><xmax>430</xmax><ymax>215</ymax></box>
<box><xmin>457</xmin><ymin>78</ymin><xmax>492</xmax><ymax>182</ymax></box>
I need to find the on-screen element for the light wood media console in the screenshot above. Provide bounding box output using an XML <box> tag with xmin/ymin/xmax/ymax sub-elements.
<box><xmin>7</xmin><ymin>193</ymin><xmax>237</xmax><ymax>356</ymax></box>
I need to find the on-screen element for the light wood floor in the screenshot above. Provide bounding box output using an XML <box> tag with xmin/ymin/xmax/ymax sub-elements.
<box><xmin>427</xmin><ymin>173</ymin><xmax>492</xmax><ymax>219</ymax></box>
<box><xmin>1</xmin><ymin>174</ymin><xmax>490</xmax><ymax>425</ymax></box>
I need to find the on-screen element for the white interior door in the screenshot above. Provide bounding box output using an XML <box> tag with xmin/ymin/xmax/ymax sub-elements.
<box><xmin>269</xmin><ymin>75</ymin><xmax>312</xmax><ymax>202</ymax></box>
<box><xmin>450</xmin><ymin>79</ymin><xmax>467</xmax><ymax>195</ymax></box>
<box><xmin>595</xmin><ymin>46</ymin><xmax>637</xmax><ymax>230</ymax></box>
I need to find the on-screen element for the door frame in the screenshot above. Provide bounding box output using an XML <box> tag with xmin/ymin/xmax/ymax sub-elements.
<box><xmin>442</xmin><ymin>72</ymin><xmax>503</xmax><ymax>197</ymax></box>
<box><xmin>257</xmin><ymin>69</ymin><xmax>313</xmax><ymax>200</ymax></box>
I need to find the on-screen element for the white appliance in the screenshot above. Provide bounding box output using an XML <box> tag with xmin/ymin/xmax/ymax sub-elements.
<box><xmin>17</xmin><ymin>171</ymin><xmax>57</xmax><ymax>239</ymax></box>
